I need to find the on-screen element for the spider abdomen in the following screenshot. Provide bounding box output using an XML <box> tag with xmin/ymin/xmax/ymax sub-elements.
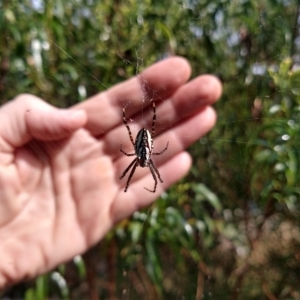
<box><xmin>135</xmin><ymin>128</ymin><xmax>153</xmax><ymax>167</ymax></box>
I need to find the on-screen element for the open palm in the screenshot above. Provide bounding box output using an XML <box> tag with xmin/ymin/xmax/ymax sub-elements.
<box><xmin>0</xmin><ymin>57</ymin><xmax>221</xmax><ymax>288</ymax></box>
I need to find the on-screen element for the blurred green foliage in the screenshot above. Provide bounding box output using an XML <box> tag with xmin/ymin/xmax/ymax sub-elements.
<box><xmin>1</xmin><ymin>0</ymin><xmax>300</xmax><ymax>299</ymax></box>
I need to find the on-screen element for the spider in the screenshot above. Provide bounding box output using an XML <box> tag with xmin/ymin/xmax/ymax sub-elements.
<box><xmin>119</xmin><ymin>102</ymin><xmax>169</xmax><ymax>193</ymax></box>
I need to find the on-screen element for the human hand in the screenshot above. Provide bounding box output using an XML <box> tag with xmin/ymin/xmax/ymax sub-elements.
<box><xmin>0</xmin><ymin>57</ymin><xmax>222</xmax><ymax>288</ymax></box>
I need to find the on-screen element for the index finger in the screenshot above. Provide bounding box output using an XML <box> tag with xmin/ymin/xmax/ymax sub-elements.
<box><xmin>74</xmin><ymin>57</ymin><xmax>191</xmax><ymax>135</ymax></box>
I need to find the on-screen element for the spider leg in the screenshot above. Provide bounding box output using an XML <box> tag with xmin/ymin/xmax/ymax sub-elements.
<box><xmin>152</xmin><ymin>141</ymin><xmax>169</xmax><ymax>155</ymax></box>
<box><xmin>123</xmin><ymin>159</ymin><xmax>138</xmax><ymax>192</ymax></box>
<box><xmin>144</xmin><ymin>162</ymin><xmax>158</xmax><ymax>193</ymax></box>
<box><xmin>122</xmin><ymin>106</ymin><xmax>135</xmax><ymax>146</ymax></box>
<box><xmin>151</xmin><ymin>101</ymin><xmax>156</xmax><ymax>139</ymax></box>
<box><xmin>149</xmin><ymin>159</ymin><xmax>163</xmax><ymax>183</ymax></box>
<box><xmin>120</xmin><ymin>144</ymin><xmax>135</xmax><ymax>156</ymax></box>
<box><xmin>119</xmin><ymin>158</ymin><xmax>137</xmax><ymax>180</ymax></box>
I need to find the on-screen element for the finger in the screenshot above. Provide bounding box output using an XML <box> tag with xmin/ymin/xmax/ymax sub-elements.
<box><xmin>0</xmin><ymin>94</ymin><xmax>87</xmax><ymax>151</ymax></box>
<box><xmin>73</xmin><ymin>56</ymin><xmax>191</xmax><ymax>135</ymax></box>
<box><xmin>102</xmin><ymin>75</ymin><xmax>222</xmax><ymax>159</ymax></box>
<box><xmin>116</xmin><ymin>106</ymin><xmax>216</xmax><ymax>188</ymax></box>
<box><xmin>111</xmin><ymin>151</ymin><xmax>192</xmax><ymax>223</ymax></box>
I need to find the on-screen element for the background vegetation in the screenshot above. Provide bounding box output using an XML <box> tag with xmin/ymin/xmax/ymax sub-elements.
<box><xmin>1</xmin><ymin>0</ymin><xmax>300</xmax><ymax>299</ymax></box>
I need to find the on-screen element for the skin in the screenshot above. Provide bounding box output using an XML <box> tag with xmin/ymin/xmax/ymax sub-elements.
<box><xmin>0</xmin><ymin>57</ymin><xmax>222</xmax><ymax>288</ymax></box>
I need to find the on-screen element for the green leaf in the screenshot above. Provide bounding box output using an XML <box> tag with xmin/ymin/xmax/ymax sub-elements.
<box><xmin>193</xmin><ymin>183</ymin><xmax>222</xmax><ymax>212</ymax></box>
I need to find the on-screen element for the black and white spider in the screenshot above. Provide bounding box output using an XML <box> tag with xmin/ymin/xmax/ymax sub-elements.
<box><xmin>119</xmin><ymin>102</ymin><xmax>169</xmax><ymax>193</ymax></box>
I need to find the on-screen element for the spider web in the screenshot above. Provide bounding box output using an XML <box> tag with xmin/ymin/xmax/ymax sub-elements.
<box><xmin>1</xmin><ymin>0</ymin><xmax>300</xmax><ymax>299</ymax></box>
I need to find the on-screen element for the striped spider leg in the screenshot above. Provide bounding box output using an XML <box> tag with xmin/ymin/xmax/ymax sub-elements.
<box><xmin>119</xmin><ymin>102</ymin><xmax>169</xmax><ymax>193</ymax></box>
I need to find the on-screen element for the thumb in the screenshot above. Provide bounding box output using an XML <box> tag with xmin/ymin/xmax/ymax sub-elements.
<box><xmin>0</xmin><ymin>94</ymin><xmax>87</xmax><ymax>149</ymax></box>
